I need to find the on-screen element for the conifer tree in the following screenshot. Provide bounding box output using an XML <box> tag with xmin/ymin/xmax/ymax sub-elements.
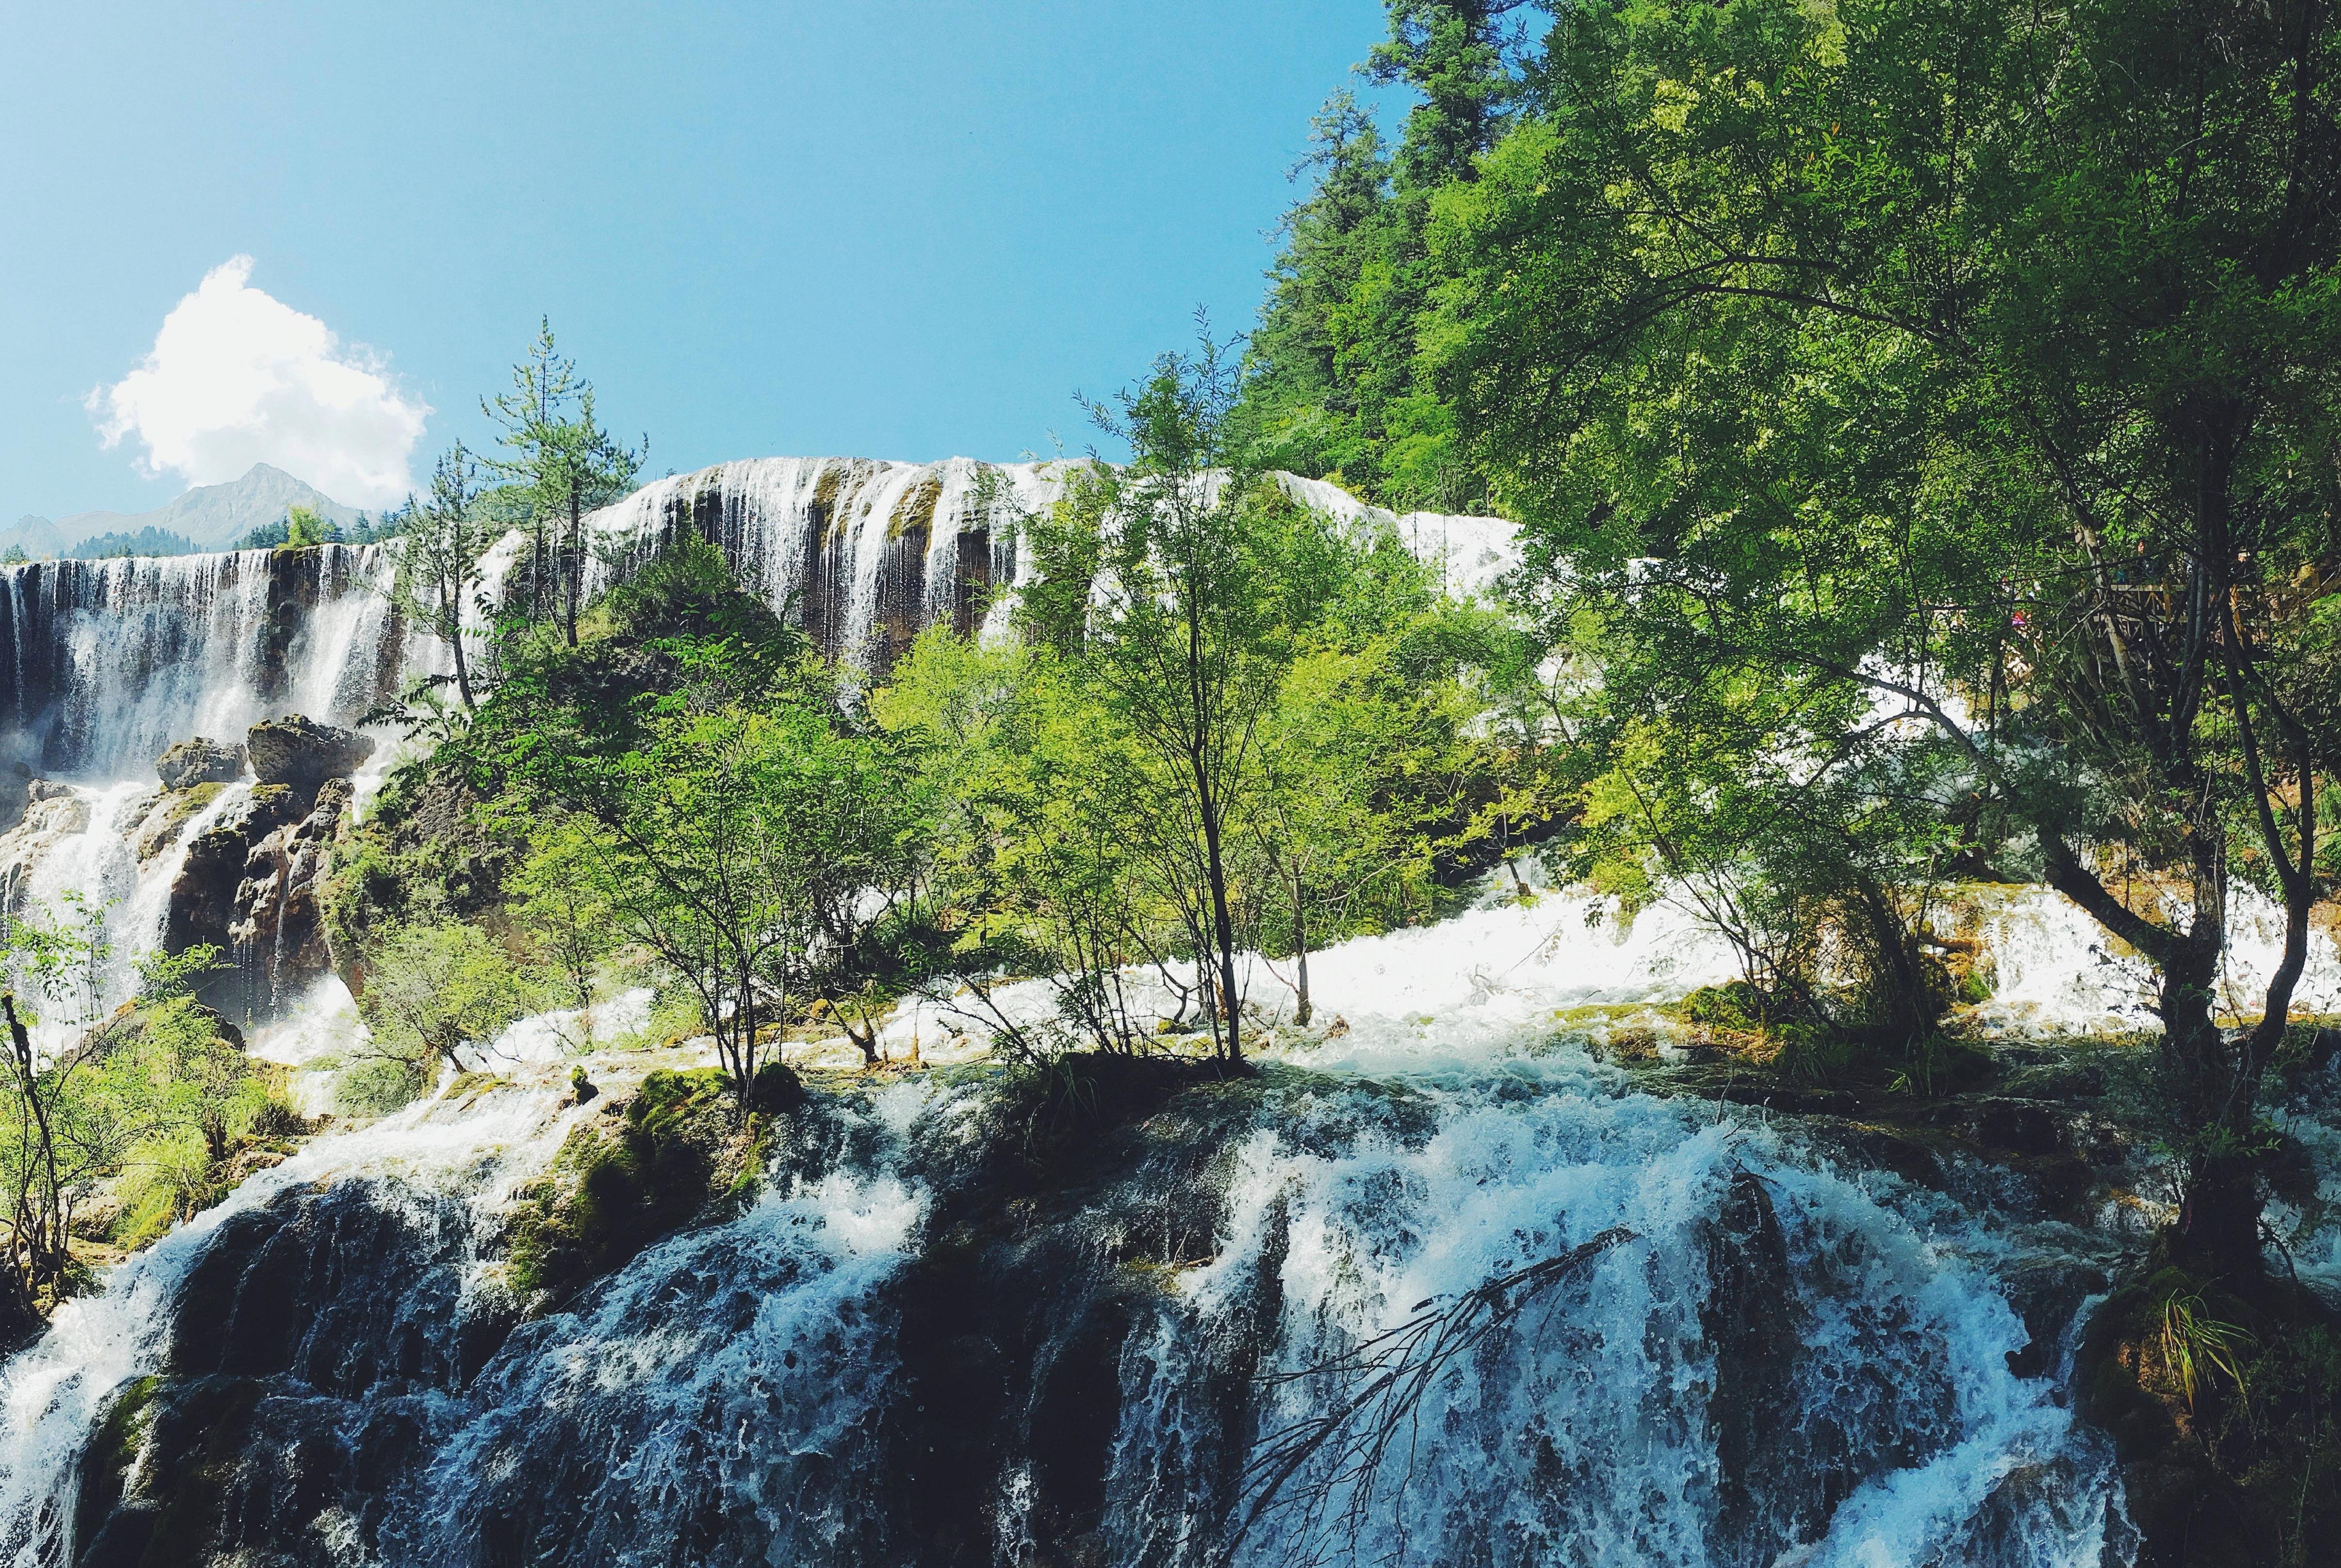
<box><xmin>481</xmin><ymin>319</ymin><xmax>644</xmax><ymax>646</ymax></box>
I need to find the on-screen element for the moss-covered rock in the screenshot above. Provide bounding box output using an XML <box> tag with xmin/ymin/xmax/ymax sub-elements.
<box><xmin>504</xmin><ymin>1068</ymin><xmax>774</xmax><ymax>1313</ymax></box>
<box><xmin>74</xmin><ymin>1374</ymin><xmax>162</xmax><ymax>1554</ymax></box>
<box><xmin>154</xmin><ymin>737</ymin><xmax>245</xmax><ymax>791</ymax></box>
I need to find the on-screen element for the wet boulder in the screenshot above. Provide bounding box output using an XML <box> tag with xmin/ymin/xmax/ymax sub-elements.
<box><xmin>156</xmin><ymin>737</ymin><xmax>248</xmax><ymax>791</ymax></box>
<box><xmin>751</xmin><ymin>1060</ymin><xmax>807</xmax><ymax>1115</ymax></box>
<box><xmin>245</xmin><ymin>714</ymin><xmax>373</xmax><ymax>791</ymax></box>
<box><xmin>1701</xmin><ymin>1167</ymin><xmax>1807</xmax><ymax>1559</ymax></box>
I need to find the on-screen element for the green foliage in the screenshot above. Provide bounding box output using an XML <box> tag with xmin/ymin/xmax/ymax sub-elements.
<box><xmin>0</xmin><ymin>915</ymin><xmax>267</xmax><ymax>1311</ymax></box>
<box><xmin>602</xmin><ymin>531</ymin><xmax>793</xmax><ymax>655</ymax></box>
<box><xmin>318</xmin><ymin>751</ymin><xmax>521</xmax><ymax>964</ymax></box>
<box><xmin>480</xmin><ymin>317</ymin><xmax>645</xmax><ymax>643</ymax></box>
<box><xmin>877</xmin><ymin>354</ymin><xmax>1509</xmax><ymax>1054</ymax></box>
<box><xmin>1237</xmin><ymin>1</ymin><xmax>1528</xmax><ymax>507</ymax></box>
<box><xmin>511</xmin><ymin>818</ymin><xmax>616</xmax><ymax>1008</ymax></box>
<box><xmin>2164</xmin><ymin>1287</ymin><xmax>2257</xmax><ymax>1416</ymax></box>
<box><xmin>280</xmin><ymin>506</ymin><xmax>329</xmax><ymax>551</ymax></box>
<box><xmin>384</xmin><ymin>442</ymin><xmax>493</xmax><ymax>711</ymax></box>
<box><xmin>464</xmin><ymin>534</ymin><xmax>921</xmax><ymax>1114</ymax></box>
<box><xmin>66</xmin><ymin>527</ymin><xmax>197</xmax><ymax>560</ymax></box>
<box><xmin>2084</xmin><ymin>1262</ymin><xmax>2341</xmax><ymax>1563</ymax></box>
<box><xmin>333</xmin><ymin>1055</ymin><xmax>428</xmax><ymax>1118</ymax></box>
<box><xmin>352</xmin><ymin>920</ymin><xmax>531</xmax><ymax>1081</ymax></box>
<box><xmin>1278</xmin><ymin>0</ymin><xmax>2341</xmax><ymax>1270</ymax></box>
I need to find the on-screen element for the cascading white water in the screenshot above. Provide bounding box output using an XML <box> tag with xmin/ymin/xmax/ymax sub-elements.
<box><xmin>562</xmin><ymin>457</ymin><xmax>1518</xmax><ymax>672</ymax></box>
<box><xmin>0</xmin><ymin>1043</ymin><xmax>2136</xmax><ymax>1568</ymax></box>
<box><xmin>0</xmin><ymin>546</ymin><xmax>405</xmax><ymax>781</ymax></box>
<box><xmin>1117</xmin><ymin>1070</ymin><xmax>2130</xmax><ymax>1568</ymax></box>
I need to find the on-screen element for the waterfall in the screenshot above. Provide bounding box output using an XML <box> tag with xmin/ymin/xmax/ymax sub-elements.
<box><xmin>562</xmin><ymin>457</ymin><xmax>1516</xmax><ymax>672</ymax></box>
<box><xmin>15</xmin><ymin>457</ymin><xmax>2338</xmax><ymax>1566</ymax></box>
<box><xmin>0</xmin><ymin>546</ymin><xmax>406</xmax><ymax>781</ymax></box>
<box><xmin>0</xmin><ymin>461</ymin><xmax>1504</xmax><ymax>788</ymax></box>
<box><xmin>0</xmin><ymin>1047</ymin><xmax>2134</xmax><ymax>1567</ymax></box>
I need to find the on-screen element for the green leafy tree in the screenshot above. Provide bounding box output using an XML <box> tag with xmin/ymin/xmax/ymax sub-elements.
<box><xmin>513</xmin><ymin>819</ymin><xmax>617</xmax><ymax>1009</ymax></box>
<box><xmin>884</xmin><ymin>456</ymin><xmax>1508</xmax><ymax>1049</ymax></box>
<box><xmin>353</xmin><ymin>919</ymin><xmax>530</xmax><ymax>1083</ymax></box>
<box><xmin>1051</xmin><ymin>334</ymin><xmax>1293</xmax><ymax>1063</ymax></box>
<box><xmin>467</xmin><ymin>536</ymin><xmax>918</xmax><ymax>1114</ymax></box>
<box><xmin>519</xmin><ymin>695</ymin><xmax>912</xmax><ymax>1117</ymax></box>
<box><xmin>1239</xmin><ymin>1</ymin><xmax>1528</xmax><ymax>506</ymax></box>
<box><xmin>387</xmin><ymin>442</ymin><xmax>493</xmax><ymax>711</ymax></box>
<box><xmin>0</xmin><ymin>913</ymin><xmax>244</xmax><ymax>1317</ymax></box>
<box><xmin>1250</xmin><ymin>627</ymin><xmax>1485</xmax><ymax>1025</ymax></box>
<box><xmin>134</xmin><ymin>945</ymin><xmax>258</xmax><ymax>1164</ymax></box>
<box><xmin>1422</xmin><ymin>0</ymin><xmax>2341</xmax><ymax>1273</ymax></box>
<box><xmin>280</xmin><ymin>505</ymin><xmax>341</xmax><ymax>550</ymax></box>
<box><xmin>880</xmin><ymin>633</ymin><xmax>1175</xmax><ymax>1054</ymax></box>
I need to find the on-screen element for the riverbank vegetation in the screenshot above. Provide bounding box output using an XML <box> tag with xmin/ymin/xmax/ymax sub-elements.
<box><xmin>0</xmin><ymin>919</ymin><xmax>292</xmax><ymax>1344</ymax></box>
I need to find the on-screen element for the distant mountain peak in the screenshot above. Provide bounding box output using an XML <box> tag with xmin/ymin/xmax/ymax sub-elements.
<box><xmin>42</xmin><ymin>467</ymin><xmax>364</xmax><ymax>554</ymax></box>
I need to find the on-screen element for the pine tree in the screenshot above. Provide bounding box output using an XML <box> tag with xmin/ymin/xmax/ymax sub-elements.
<box><xmin>480</xmin><ymin>320</ymin><xmax>644</xmax><ymax>646</ymax></box>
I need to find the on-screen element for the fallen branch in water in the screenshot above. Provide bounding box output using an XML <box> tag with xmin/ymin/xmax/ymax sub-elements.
<box><xmin>1228</xmin><ymin>1224</ymin><xmax>1639</xmax><ymax>1566</ymax></box>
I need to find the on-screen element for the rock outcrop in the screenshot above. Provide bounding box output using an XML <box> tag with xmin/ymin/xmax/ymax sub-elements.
<box><xmin>156</xmin><ymin>737</ymin><xmax>247</xmax><ymax>790</ymax></box>
<box><xmin>0</xmin><ymin>762</ymin><xmax>29</xmax><ymax>837</ymax></box>
<box><xmin>245</xmin><ymin>715</ymin><xmax>373</xmax><ymax>791</ymax></box>
<box><xmin>155</xmin><ymin>714</ymin><xmax>370</xmax><ymax>1019</ymax></box>
<box><xmin>229</xmin><ymin>777</ymin><xmax>352</xmax><ymax>1002</ymax></box>
<box><xmin>166</xmin><ymin>786</ymin><xmax>307</xmax><ymax>964</ymax></box>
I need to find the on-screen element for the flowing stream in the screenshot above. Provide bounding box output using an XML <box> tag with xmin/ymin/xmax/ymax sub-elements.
<box><xmin>5</xmin><ymin>463</ymin><xmax>2334</xmax><ymax>1566</ymax></box>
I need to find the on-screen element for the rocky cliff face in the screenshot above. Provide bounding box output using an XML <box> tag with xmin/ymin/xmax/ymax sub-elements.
<box><xmin>157</xmin><ymin>718</ymin><xmax>369</xmax><ymax>1020</ymax></box>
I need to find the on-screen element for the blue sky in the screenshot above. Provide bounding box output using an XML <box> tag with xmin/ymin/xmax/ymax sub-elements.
<box><xmin>0</xmin><ymin>0</ymin><xmax>1390</xmax><ymax>521</ymax></box>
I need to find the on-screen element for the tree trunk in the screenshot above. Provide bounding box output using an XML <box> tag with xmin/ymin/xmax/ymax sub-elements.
<box><xmin>1187</xmin><ymin>733</ymin><xmax>1243</xmax><ymax>1064</ymax></box>
<box><xmin>3</xmin><ymin>996</ymin><xmax>63</xmax><ymax>1299</ymax></box>
<box><xmin>444</xmin><ymin>579</ymin><xmax>475</xmax><ymax>711</ymax></box>
<box><xmin>2159</xmin><ymin>938</ymin><xmax>2265</xmax><ymax>1278</ymax></box>
<box><xmin>1852</xmin><ymin>877</ymin><xmax>1931</xmax><ymax>1045</ymax></box>
<box><xmin>1291</xmin><ymin>866</ymin><xmax>1312</xmax><ymax>1028</ymax></box>
<box><xmin>565</xmin><ymin>475</ymin><xmax>583</xmax><ymax>649</ymax></box>
<box><xmin>735</xmin><ymin>960</ymin><xmax>759</xmax><ymax>1122</ymax></box>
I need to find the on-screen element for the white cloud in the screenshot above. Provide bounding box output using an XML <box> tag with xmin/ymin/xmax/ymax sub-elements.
<box><xmin>88</xmin><ymin>255</ymin><xmax>430</xmax><ymax>507</ymax></box>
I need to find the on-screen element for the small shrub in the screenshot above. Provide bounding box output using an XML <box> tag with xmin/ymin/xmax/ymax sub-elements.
<box><xmin>244</xmin><ymin>1095</ymin><xmax>307</xmax><ymax>1141</ymax></box>
<box><xmin>335</xmin><ymin>1056</ymin><xmax>427</xmax><ymax>1118</ymax></box>
<box><xmin>1682</xmin><ymin>981</ymin><xmax>1770</xmax><ymax>1030</ymax></box>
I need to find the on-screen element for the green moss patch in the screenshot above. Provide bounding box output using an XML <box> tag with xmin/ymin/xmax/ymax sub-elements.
<box><xmin>74</xmin><ymin>1374</ymin><xmax>162</xmax><ymax>1549</ymax></box>
<box><xmin>889</xmin><ymin>475</ymin><xmax>943</xmax><ymax>541</ymax></box>
<box><xmin>505</xmin><ymin>1068</ymin><xmax>774</xmax><ymax>1313</ymax></box>
<box><xmin>134</xmin><ymin>782</ymin><xmax>226</xmax><ymax>860</ymax></box>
